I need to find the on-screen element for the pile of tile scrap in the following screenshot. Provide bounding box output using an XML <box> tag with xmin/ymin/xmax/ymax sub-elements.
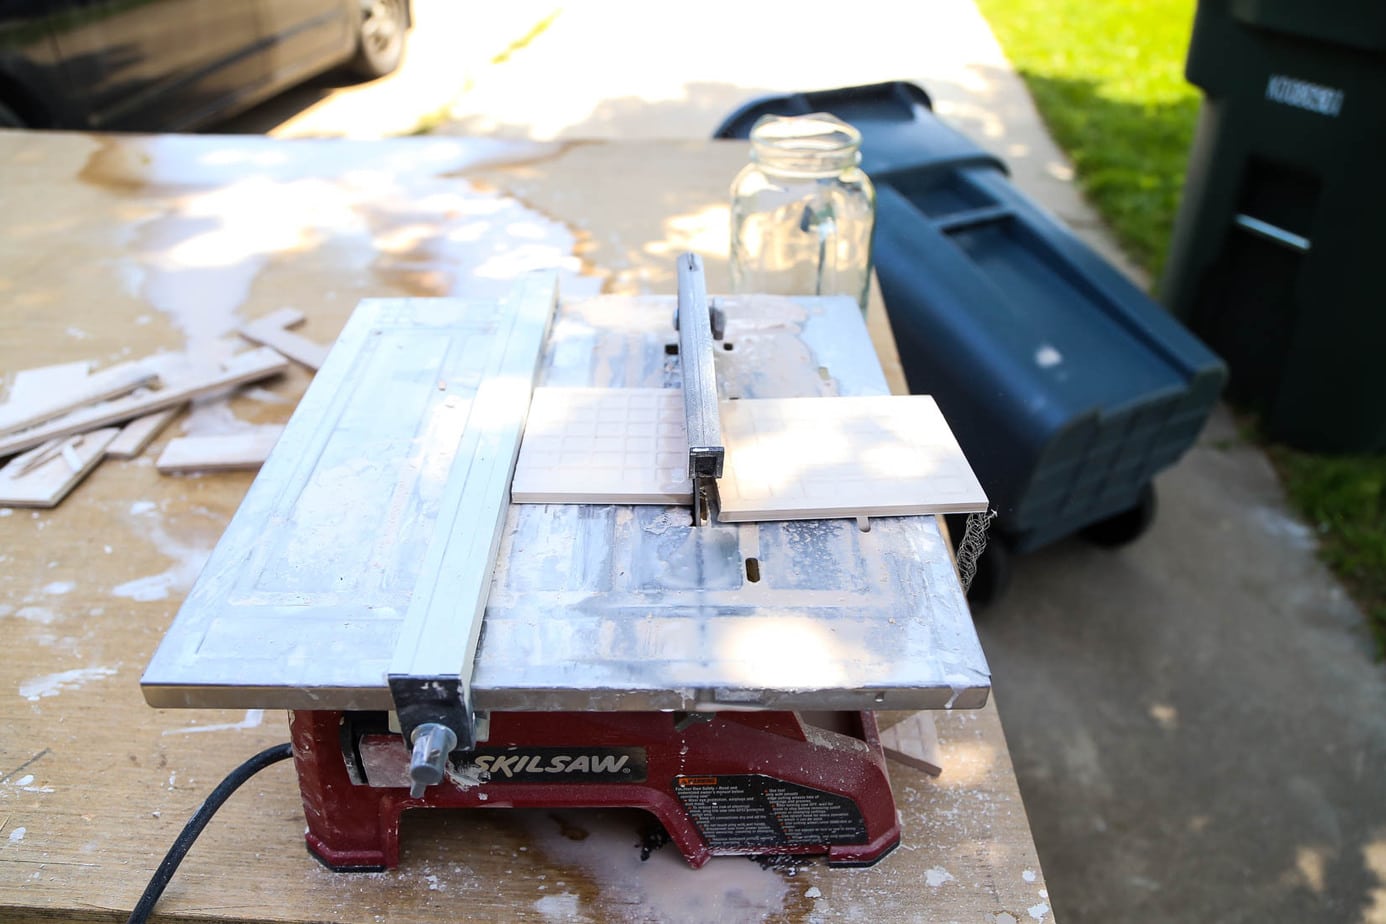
<box><xmin>0</xmin><ymin>310</ymin><xmax>326</xmax><ymax>508</ymax></box>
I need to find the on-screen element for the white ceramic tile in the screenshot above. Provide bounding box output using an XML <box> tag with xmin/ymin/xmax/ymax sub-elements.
<box><xmin>239</xmin><ymin>307</ymin><xmax>330</xmax><ymax>370</ymax></box>
<box><xmin>156</xmin><ymin>426</ymin><xmax>286</xmax><ymax>473</ymax></box>
<box><xmin>106</xmin><ymin>407</ymin><xmax>181</xmax><ymax>459</ymax></box>
<box><xmin>512</xmin><ymin>389</ymin><xmax>984</xmax><ymax>521</ymax></box>
<box><xmin>0</xmin><ymin>360</ymin><xmax>157</xmax><ymax>437</ymax></box>
<box><xmin>5</xmin><ymin>361</ymin><xmax>90</xmax><ymax>406</ymax></box>
<box><xmin>0</xmin><ymin>428</ymin><xmax>119</xmax><ymax>507</ymax></box>
<box><xmin>716</xmin><ymin>395</ymin><xmax>988</xmax><ymax>522</ymax></box>
<box><xmin>511</xmin><ymin>387</ymin><xmax>692</xmax><ymax>505</ymax></box>
<box><xmin>0</xmin><ymin>347</ymin><xmax>288</xmax><ymax>458</ymax></box>
<box><xmin>879</xmin><ymin>712</ymin><xmax>943</xmax><ymax>777</ymax></box>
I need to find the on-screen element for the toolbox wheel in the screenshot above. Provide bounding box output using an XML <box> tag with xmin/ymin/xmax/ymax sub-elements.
<box><xmin>1081</xmin><ymin>483</ymin><xmax>1158</xmax><ymax>548</ymax></box>
<box><xmin>964</xmin><ymin>535</ymin><xmax>1012</xmax><ymax>610</ymax></box>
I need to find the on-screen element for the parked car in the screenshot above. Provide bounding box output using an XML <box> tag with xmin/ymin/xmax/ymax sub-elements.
<box><xmin>0</xmin><ymin>0</ymin><xmax>411</xmax><ymax>131</ymax></box>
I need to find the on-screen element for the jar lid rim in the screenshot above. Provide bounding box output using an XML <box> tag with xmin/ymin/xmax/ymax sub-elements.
<box><xmin>749</xmin><ymin>112</ymin><xmax>862</xmax><ymax>152</ymax></box>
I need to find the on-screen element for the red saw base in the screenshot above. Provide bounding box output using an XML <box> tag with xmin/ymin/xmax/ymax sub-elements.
<box><xmin>290</xmin><ymin>709</ymin><xmax>900</xmax><ymax>871</ymax></box>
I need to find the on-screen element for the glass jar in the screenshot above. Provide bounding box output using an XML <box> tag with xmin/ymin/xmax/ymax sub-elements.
<box><xmin>730</xmin><ymin>113</ymin><xmax>876</xmax><ymax>313</ymax></box>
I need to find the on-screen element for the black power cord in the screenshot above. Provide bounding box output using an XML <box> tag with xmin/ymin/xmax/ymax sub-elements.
<box><xmin>128</xmin><ymin>742</ymin><xmax>294</xmax><ymax>924</ymax></box>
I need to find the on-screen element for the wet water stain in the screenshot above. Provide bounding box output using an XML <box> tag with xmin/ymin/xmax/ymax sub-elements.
<box><xmin>73</xmin><ymin>133</ymin><xmax>605</xmax><ymax>360</ymax></box>
<box><xmin>77</xmin><ymin>135</ymin><xmax>155</xmax><ymax>191</ymax></box>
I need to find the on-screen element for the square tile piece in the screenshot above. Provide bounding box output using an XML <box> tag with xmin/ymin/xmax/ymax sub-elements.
<box><xmin>0</xmin><ymin>428</ymin><xmax>120</xmax><ymax>507</ymax></box>
<box><xmin>716</xmin><ymin>395</ymin><xmax>988</xmax><ymax>522</ymax></box>
<box><xmin>512</xmin><ymin>387</ymin><xmax>692</xmax><ymax>505</ymax></box>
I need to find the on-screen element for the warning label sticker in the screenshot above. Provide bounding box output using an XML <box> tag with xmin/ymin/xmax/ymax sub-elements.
<box><xmin>673</xmin><ymin>774</ymin><xmax>866</xmax><ymax>849</ymax></box>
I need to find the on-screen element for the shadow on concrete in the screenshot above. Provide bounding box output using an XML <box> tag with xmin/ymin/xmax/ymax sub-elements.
<box><xmin>206</xmin><ymin>69</ymin><xmax>365</xmax><ymax>136</ymax></box>
<box><xmin>978</xmin><ymin>405</ymin><xmax>1386</xmax><ymax>923</ymax></box>
<box><xmin>439</xmin><ymin>79</ymin><xmax>775</xmax><ymax>142</ymax></box>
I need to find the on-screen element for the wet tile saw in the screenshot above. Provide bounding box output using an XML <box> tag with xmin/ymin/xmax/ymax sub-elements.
<box><xmin>141</xmin><ymin>255</ymin><xmax>991</xmax><ymax>871</ymax></box>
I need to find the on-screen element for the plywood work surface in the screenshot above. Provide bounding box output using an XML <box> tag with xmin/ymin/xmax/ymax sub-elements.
<box><xmin>0</xmin><ymin>131</ymin><xmax>1048</xmax><ymax>924</ymax></box>
<box><xmin>718</xmin><ymin>395</ymin><xmax>989</xmax><ymax>522</ymax></box>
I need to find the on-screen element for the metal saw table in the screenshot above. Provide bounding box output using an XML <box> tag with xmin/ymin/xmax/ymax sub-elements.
<box><xmin>0</xmin><ymin>129</ymin><xmax>1051</xmax><ymax>923</ymax></box>
<box><xmin>141</xmin><ymin>290</ymin><xmax>988</xmax><ymax>715</ymax></box>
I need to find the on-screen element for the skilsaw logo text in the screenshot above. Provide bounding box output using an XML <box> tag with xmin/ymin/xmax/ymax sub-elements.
<box><xmin>462</xmin><ymin>747</ymin><xmax>647</xmax><ymax>783</ymax></box>
<box><xmin>475</xmin><ymin>753</ymin><xmax>630</xmax><ymax>777</ymax></box>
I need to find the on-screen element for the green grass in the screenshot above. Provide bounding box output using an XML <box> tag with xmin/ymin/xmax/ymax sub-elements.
<box><xmin>1272</xmin><ymin>448</ymin><xmax>1386</xmax><ymax>656</ymax></box>
<box><xmin>975</xmin><ymin>0</ymin><xmax>1203</xmax><ymax>282</ymax></box>
<box><xmin>976</xmin><ymin>0</ymin><xmax>1386</xmax><ymax>655</ymax></box>
<box><xmin>975</xmin><ymin>0</ymin><xmax>1201</xmax><ymax>283</ymax></box>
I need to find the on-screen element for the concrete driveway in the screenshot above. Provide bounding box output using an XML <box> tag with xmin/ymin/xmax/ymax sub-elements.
<box><xmin>221</xmin><ymin>2</ymin><xmax>1386</xmax><ymax>921</ymax></box>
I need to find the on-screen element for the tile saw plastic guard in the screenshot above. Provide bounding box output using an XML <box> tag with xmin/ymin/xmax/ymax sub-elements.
<box><xmin>140</xmin><ymin>265</ymin><xmax>991</xmax><ymax>871</ymax></box>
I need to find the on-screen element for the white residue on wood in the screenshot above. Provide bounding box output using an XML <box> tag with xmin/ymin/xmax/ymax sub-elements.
<box><xmin>112</xmin><ymin>574</ymin><xmax>177</xmax><ymax>603</ymax></box>
<box><xmin>7</xmin><ymin>827</ymin><xmax>25</xmax><ymax>843</ymax></box>
<box><xmin>533</xmin><ymin>892</ymin><xmax>581</xmax><ymax>920</ymax></box>
<box><xmin>19</xmin><ymin>665</ymin><xmax>117</xmax><ymax>701</ymax></box>
<box><xmin>5</xmin><ymin>774</ymin><xmax>53</xmax><ymax>794</ymax></box>
<box><xmin>12</xmin><ymin>607</ymin><xmax>57</xmax><ymax>624</ymax></box>
<box><xmin>525</xmin><ymin>811</ymin><xmax>788</xmax><ymax>923</ymax></box>
<box><xmin>162</xmin><ymin>709</ymin><xmax>264</xmax><ymax>736</ymax></box>
<box><xmin>113</xmin><ymin>503</ymin><xmax>217</xmax><ymax>602</ymax></box>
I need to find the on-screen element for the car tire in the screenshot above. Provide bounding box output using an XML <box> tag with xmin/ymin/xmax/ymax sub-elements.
<box><xmin>349</xmin><ymin>0</ymin><xmax>409</xmax><ymax>80</ymax></box>
<box><xmin>0</xmin><ymin>100</ymin><xmax>25</xmax><ymax>128</ymax></box>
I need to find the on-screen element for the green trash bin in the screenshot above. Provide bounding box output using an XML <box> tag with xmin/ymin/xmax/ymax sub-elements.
<box><xmin>1162</xmin><ymin>0</ymin><xmax>1386</xmax><ymax>452</ymax></box>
